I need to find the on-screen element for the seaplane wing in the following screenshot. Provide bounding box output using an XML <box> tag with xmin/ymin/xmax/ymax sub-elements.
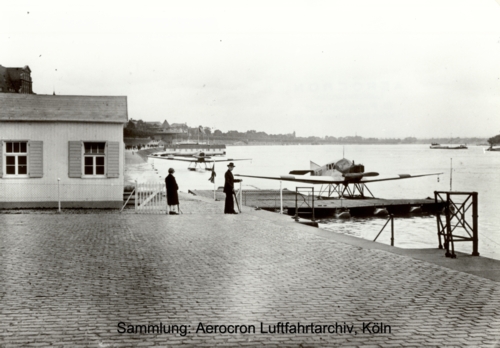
<box><xmin>235</xmin><ymin>172</ymin><xmax>442</xmax><ymax>184</ymax></box>
<box><xmin>234</xmin><ymin>174</ymin><xmax>342</xmax><ymax>184</ymax></box>
<box><xmin>359</xmin><ymin>173</ymin><xmax>443</xmax><ymax>183</ymax></box>
<box><xmin>150</xmin><ymin>156</ymin><xmax>251</xmax><ymax>163</ymax></box>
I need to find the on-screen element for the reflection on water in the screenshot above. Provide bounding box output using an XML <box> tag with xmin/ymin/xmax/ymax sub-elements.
<box><xmin>319</xmin><ymin>215</ymin><xmax>440</xmax><ymax>249</ymax></box>
<box><xmin>319</xmin><ymin>212</ymin><xmax>500</xmax><ymax>259</ymax></box>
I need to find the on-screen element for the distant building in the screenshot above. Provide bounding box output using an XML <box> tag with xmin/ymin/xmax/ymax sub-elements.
<box><xmin>0</xmin><ymin>93</ymin><xmax>128</xmax><ymax>208</ymax></box>
<box><xmin>0</xmin><ymin>65</ymin><xmax>34</xmax><ymax>94</ymax></box>
<box><xmin>161</xmin><ymin>120</ymin><xmax>170</xmax><ymax>131</ymax></box>
<box><xmin>124</xmin><ymin>119</ymin><xmax>189</xmax><ymax>143</ymax></box>
<box><xmin>169</xmin><ymin>123</ymin><xmax>188</xmax><ymax>133</ymax></box>
<box><xmin>144</xmin><ymin>121</ymin><xmax>162</xmax><ymax>129</ymax></box>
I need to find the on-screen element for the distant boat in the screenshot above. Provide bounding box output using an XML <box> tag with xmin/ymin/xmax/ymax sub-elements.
<box><xmin>430</xmin><ymin>143</ymin><xmax>468</xmax><ymax>150</ymax></box>
<box><xmin>485</xmin><ymin>146</ymin><xmax>500</xmax><ymax>152</ymax></box>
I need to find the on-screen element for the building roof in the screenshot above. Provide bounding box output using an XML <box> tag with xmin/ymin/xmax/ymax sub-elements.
<box><xmin>0</xmin><ymin>94</ymin><xmax>128</xmax><ymax>123</ymax></box>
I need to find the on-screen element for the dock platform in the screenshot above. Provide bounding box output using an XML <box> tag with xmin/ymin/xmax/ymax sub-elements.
<box><xmin>192</xmin><ymin>189</ymin><xmax>446</xmax><ymax>218</ymax></box>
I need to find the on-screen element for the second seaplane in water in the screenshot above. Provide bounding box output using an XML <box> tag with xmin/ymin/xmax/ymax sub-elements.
<box><xmin>148</xmin><ymin>151</ymin><xmax>251</xmax><ymax>171</ymax></box>
<box><xmin>235</xmin><ymin>158</ymin><xmax>442</xmax><ymax>198</ymax></box>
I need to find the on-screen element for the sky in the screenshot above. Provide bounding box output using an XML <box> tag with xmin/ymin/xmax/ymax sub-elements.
<box><xmin>2</xmin><ymin>0</ymin><xmax>500</xmax><ymax>138</ymax></box>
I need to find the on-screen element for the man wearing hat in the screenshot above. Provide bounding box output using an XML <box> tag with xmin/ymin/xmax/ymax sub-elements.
<box><xmin>223</xmin><ymin>162</ymin><xmax>237</xmax><ymax>214</ymax></box>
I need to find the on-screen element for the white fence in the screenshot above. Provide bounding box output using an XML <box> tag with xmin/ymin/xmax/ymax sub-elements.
<box><xmin>134</xmin><ymin>181</ymin><xmax>167</xmax><ymax>214</ymax></box>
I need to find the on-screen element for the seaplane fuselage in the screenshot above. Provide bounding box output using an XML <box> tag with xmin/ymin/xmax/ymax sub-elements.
<box><xmin>289</xmin><ymin>158</ymin><xmax>379</xmax><ymax>183</ymax></box>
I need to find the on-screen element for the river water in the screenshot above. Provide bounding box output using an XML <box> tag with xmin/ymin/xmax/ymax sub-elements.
<box><xmin>150</xmin><ymin>144</ymin><xmax>500</xmax><ymax>260</ymax></box>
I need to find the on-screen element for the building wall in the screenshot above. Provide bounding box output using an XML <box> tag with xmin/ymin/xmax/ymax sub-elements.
<box><xmin>0</xmin><ymin>122</ymin><xmax>124</xmax><ymax>208</ymax></box>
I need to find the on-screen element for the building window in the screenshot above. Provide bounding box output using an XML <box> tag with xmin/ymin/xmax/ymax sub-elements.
<box><xmin>5</xmin><ymin>141</ymin><xmax>28</xmax><ymax>176</ymax></box>
<box><xmin>84</xmin><ymin>142</ymin><xmax>106</xmax><ymax>176</ymax></box>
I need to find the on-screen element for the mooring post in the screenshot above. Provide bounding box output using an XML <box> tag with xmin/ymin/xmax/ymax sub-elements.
<box><xmin>280</xmin><ymin>181</ymin><xmax>283</xmax><ymax>214</ymax></box>
<box><xmin>390</xmin><ymin>214</ymin><xmax>394</xmax><ymax>246</ymax></box>
<box><xmin>57</xmin><ymin>178</ymin><xmax>61</xmax><ymax>213</ymax></box>
<box><xmin>294</xmin><ymin>187</ymin><xmax>299</xmax><ymax>221</ymax></box>
<box><xmin>311</xmin><ymin>187</ymin><xmax>315</xmax><ymax>222</ymax></box>
<box><xmin>239</xmin><ymin>180</ymin><xmax>243</xmax><ymax>208</ymax></box>
<box><xmin>450</xmin><ymin>158</ymin><xmax>453</xmax><ymax>191</ymax></box>
<box><xmin>472</xmin><ymin>192</ymin><xmax>479</xmax><ymax>256</ymax></box>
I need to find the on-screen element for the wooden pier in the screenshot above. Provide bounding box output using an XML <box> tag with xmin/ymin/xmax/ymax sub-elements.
<box><xmin>191</xmin><ymin>189</ymin><xmax>446</xmax><ymax>218</ymax></box>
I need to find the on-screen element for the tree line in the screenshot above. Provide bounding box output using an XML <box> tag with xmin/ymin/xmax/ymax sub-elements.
<box><xmin>124</xmin><ymin>119</ymin><xmax>491</xmax><ymax>145</ymax></box>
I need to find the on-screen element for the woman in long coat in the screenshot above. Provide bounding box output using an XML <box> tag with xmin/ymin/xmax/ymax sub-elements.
<box><xmin>165</xmin><ymin>168</ymin><xmax>179</xmax><ymax>214</ymax></box>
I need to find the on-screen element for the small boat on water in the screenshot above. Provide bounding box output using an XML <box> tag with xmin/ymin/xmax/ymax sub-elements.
<box><xmin>430</xmin><ymin>143</ymin><xmax>468</xmax><ymax>150</ymax></box>
<box><xmin>485</xmin><ymin>146</ymin><xmax>500</xmax><ymax>152</ymax></box>
<box><xmin>150</xmin><ymin>141</ymin><xmax>227</xmax><ymax>157</ymax></box>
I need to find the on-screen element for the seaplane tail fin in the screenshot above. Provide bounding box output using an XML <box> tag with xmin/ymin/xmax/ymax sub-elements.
<box><xmin>310</xmin><ymin>161</ymin><xmax>321</xmax><ymax>170</ymax></box>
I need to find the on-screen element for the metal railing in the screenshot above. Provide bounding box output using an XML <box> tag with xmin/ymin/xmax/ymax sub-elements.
<box><xmin>373</xmin><ymin>214</ymin><xmax>395</xmax><ymax>246</ymax></box>
<box><xmin>294</xmin><ymin>187</ymin><xmax>316</xmax><ymax>222</ymax></box>
<box><xmin>435</xmin><ymin>191</ymin><xmax>479</xmax><ymax>258</ymax></box>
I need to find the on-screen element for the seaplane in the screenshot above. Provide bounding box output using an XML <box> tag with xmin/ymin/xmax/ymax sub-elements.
<box><xmin>148</xmin><ymin>152</ymin><xmax>251</xmax><ymax>171</ymax></box>
<box><xmin>235</xmin><ymin>158</ymin><xmax>442</xmax><ymax>198</ymax></box>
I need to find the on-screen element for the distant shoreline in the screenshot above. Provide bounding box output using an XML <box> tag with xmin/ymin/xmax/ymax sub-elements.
<box><xmin>125</xmin><ymin>136</ymin><xmax>488</xmax><ymax>147</ymax></box>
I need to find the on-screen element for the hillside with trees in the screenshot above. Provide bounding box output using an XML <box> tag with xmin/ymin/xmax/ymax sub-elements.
<box><xmin>487</xmin><ymin>134</ymin><xmax>500</xmax><ymax>146</ymax></box>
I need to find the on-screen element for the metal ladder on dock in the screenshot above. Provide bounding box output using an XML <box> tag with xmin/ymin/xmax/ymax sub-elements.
<box><xmin>435</xmin><ymin>191</ymin><xmax>479</xmax><ymax>258</ymax></box>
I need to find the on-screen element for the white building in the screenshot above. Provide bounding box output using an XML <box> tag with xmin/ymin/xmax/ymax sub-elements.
<box><xmin>0</xmin><ymin>93</ymin><xmax>128</xmax><ymax>208</ymax></box>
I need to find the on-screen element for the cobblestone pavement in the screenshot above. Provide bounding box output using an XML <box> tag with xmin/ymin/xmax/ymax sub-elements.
<box><xmin>1</xmin><ymin>200</ymin><xmax>500</xmax><ymax>347</ymax></box>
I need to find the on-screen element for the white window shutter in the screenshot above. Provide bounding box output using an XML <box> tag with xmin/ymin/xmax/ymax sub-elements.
<box><xmin>106</xmin><ymin>141</ymin><xmax>120</xmax><ymax>178</ymax></box>
<box><xmin>68</xmin><ymin>141</ymin><xmax>82</xmax><ymax>178</ymax></box>
<box><xmin>29</xmin><ymin>141</ymin><xmax>43</xmax><ymax>178</ymax></box>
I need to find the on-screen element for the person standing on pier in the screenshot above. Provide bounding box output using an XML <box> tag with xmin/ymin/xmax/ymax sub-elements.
<box><xmin>165</xmin><ymin>168</ymin><xmax>179</xmax><ymax>215</ymax></box>
<box><xmin>224</xmin><ymin>162</ymin><xmax>237</xmax><ymax>214</ymax></box>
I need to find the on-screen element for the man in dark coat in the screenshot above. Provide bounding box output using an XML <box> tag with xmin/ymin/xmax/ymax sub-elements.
<box><xmin>165</xmin><ymin>168</ymin><xmax>179</xmax><ymax>215</ymax></box>
<box><xmin>223</xmin><ymin>162</ymin><xmax>237</xmax><ymax>214</ymax></box>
